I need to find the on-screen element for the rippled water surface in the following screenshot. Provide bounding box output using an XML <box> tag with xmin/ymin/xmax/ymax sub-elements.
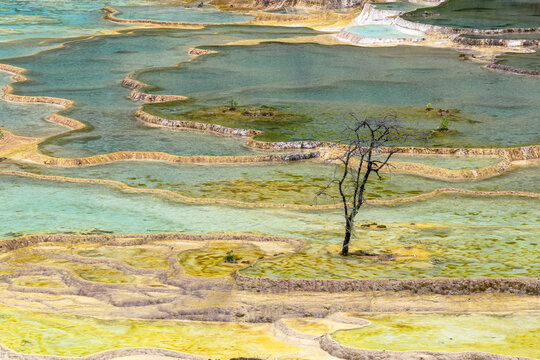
<box><xmin>405</xmin><ymin>0</ymin><xmax>540</xmax><ymax>29</ymax></box>
<box><xmin>139</xmin><ymin>43</ymin><xmax>540</xmax><ymax>147</ymax></box>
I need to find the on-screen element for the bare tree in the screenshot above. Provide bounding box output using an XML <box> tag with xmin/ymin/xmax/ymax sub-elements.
<box><xmin>319</xmin><ymin>114</ymin><xmax>401</xmax><ymax>256</ymax></box>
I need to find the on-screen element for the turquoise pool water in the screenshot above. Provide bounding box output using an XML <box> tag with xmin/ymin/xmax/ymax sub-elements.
<box><xmin>404</xmin><ymin>0</ymin><xmax>540</xmax><ymax>30</ymax></box>
<box><xmin>3</xmin><ymin>26</ymin><xmax>319</xmax><ymax>157</ymax></box>
<box><xmin>138</xmin><ymin>43</ymin><xmax>540</xmax><ymax>147</ymax></box>
<box><xmin>114</xmin><ymin>5</ymin><xmax>253</xmax><ymax>23</ymax></box>
<box><xmin>344</xmin><ymin>25</ymin><xmax>417</xmax><ymax>38</ymax></box>
<box><xmin>0</xmin><ymin>0</ymin><xmax>149</xmax><ymax>42</ymax></box>
<box><xmin>0</xmin><ymin>73</ymin><xmax>67</xmax><ymax>137</ymax></box>
<box><xmin>2</xmin><ymin>159</ymin><xmax>536</xmax><ymax>206</ymax></box>
<box><xmin>1</xmin><ymin>174</ymin><xmax>538</xmax><ymax>238</ymax></box>
<box><xmin>1</xmin><ymin>174</ymin><xmax>538</xmax><ymax>278</ymax></box>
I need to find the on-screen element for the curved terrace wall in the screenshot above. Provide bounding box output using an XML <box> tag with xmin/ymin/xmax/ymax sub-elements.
<box><xmin>233</xmin><ymin>272</ymin><xmax>540</xmax><ymax>295</ymax></box>
<box><xmin>319</xmin><ymin>333</ymin><xmax>536</xmax><ymax>360</ymax></box>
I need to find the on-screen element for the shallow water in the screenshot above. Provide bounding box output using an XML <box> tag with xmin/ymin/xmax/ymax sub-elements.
<box><xmin>0</xmin><ymin>73</ymin><xmax>66</xmax><ymax>137</ymax></box>
<box><xmin>114</xmin><ymin>5</ymin><xmax>253</xmax><ymax>23</ymax></box>
<box><xmin>404</xmin><ymin>0</ymin><xmax>540</xmax><ymax>29</ymax></box>
<box><xmin>3</xmin><ymin>26</ymin><xmax>319</xmax><ymax>157</ymax></box>
<box><xmin>332</xmin><ymin>313</ymin><xmax>540</xmax><ymax>358</ymax></box>
<box><xmin>497</xmin><ymin>50</ymin><xmax>540</xmax><ymax>71</ymax></box>
<box><xmin>0</xmin><ymin>304</ymin><xmax>299</xmax><ymax>357</ymax></box>
<box><xmin>1</xmin><ymin>160</ymin><xmax>538</xmax><ymax>206</ymax></box>
<box><xmin>0</xmin><ymin>0</ymin><xmax>146</xmax><ymax>42</ymax></box>
<box><xmin>242</xmin><ymin>225</ymin><xmax>540</xmax><ymax>278</ymax></box>
<box><xmin>1</xmin><ymin>175</ymin><xmax>538</xmax><ymax>279</ymax></box>
<box><xmin>139</xmin><ymin>43</ymin><xmax>540</xmax><ymax>147</ymax></box>
<box><xmin>344</xmin><ymin>25</ymin><xmax>418</xmax><ymax>38</ymax></box>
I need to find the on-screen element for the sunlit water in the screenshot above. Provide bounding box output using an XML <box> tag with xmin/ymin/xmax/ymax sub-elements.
<box><xmin>0</xmin><ymin>304</ymin><xmax>298</xmax><ymax>358</ymax></box>
<box><xmin>332</xmin><ymin>313</ymin><xmax>540</xmax><ymax>358</ymax></box>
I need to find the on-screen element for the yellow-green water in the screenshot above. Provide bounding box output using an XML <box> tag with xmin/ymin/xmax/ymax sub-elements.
<box><xmin>0</xmin><ymin>304</ymin><xmax>299</xmax><ymax>357</ymax></box>
<box><xmin>331</xmin><ymin>313</ymin><xmax>540</xmax><ymax>358</ymax></box>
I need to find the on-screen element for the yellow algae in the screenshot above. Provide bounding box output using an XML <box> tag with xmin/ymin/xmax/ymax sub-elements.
<box><xmin>12</xmin><ymin>275</ymin><xmax>66</xmax><ymax>289</ymax></box>
<box><xmin>78</xmin><ymin>246</ymin><xmax>170</xmax><ymax>269</ymax></box>
<box><xmin>178</xmin><ymin>242</ymin><xmax>268</xmax><ymax>277</ymax></box>
<box><xmin>331</xmin><ymin>313</ymin><xmax>540</xmax><ymax>358</ymax></box>
<box><xmin>282</xmin><ymin>318</ymin><xmax>330</xmax><ymax>336</ymax></box>
<box><xmin>0</xmin><ymin>304</ymin><xmax>299</xmax><ymax>358</ymax></box>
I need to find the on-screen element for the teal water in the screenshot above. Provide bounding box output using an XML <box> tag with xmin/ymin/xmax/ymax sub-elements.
<box><xmin>1</xmin><ymin>159</ymin><xmax>536</xmax><ymax>206</ymax></box>
<box><xmin>139</xmin><ymin>43</ymin><xmax>540</xmax><ymax>147</ymax></box>
<box><xmin>1</xmin><ymin>174</ymin><xmax>538</xmax><ymax>238</ymax></box>
<box><xmin>3</xmin><ymin>26</ymin><xmax>320</xmax><ymax>157</ymax></box>
<box><xmin>1</xmin><ymin>174</ymin><xmax>538</xmax><ymax>278</ymax></box>
<box><xmin>0</xmin><ymin>0</ymin><xmax>145</xmax><ymax>42</ymax></box>
<box><xmin>497</xmin><ymin>51</ymin><xmax>540</xmax><ymax>72</ymax></box>
<box><xmin>404</xmin><ymin>0</ymin><xmax>540</xmax><ymax>30</ymax></box>
<box><xmin>0</xmin><ymin>73</ymin><xmax>67</xmax><ymax>137</ymax></box>
<box><xmin>114</xmin><ymin>6</ymin><xmax>253</xmax><ymax>23</ymax></box>
<box><xmin>373</xmin><ymin>1</ymin><xmax>428</xmax><ymax>12</ymax></box>
<box><xmin>344</xmin><ymin>25</ymin><xmax>418</xmax><ymax>38</ymax></box>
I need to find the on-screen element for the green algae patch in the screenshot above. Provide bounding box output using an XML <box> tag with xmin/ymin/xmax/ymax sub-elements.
<box><xmin>0</xmin><ymin>304</ymin><xmax>299</xmax><ymax>358</ymax></box>
<box><xmin>331</xmin><ymin>313</ymin><xmax>540</xmax><ymax>358</ymax></box>
<box><xmin>178</xmin><ymin>241</ymin><xmax>293</xmax><ymax>277</ymax></box>
<box><xmin>143</xmin><ymin>103</ymin><xmax>308</xmax><ymax>133</ymax></box>
<box><xmin>78</xmin><ymin>246</ymin><xmax>170</xmax><ymax>269</ymax></box>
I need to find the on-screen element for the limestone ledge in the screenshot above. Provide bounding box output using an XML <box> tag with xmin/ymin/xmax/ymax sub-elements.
<box><xmin>336</xmin><ymin>29</ymin><xmax>425</xmax><ymax>46</ymax></box>
<box><xmin>3</xmin><ymin>170</ymin><xmax>538</xmax><ymax>211</ymax></box>
<box><xmin>319</xmin><ymin>333</ymin><xmax>535</xmax><ymax>360</ymax></box>
<box><xmin>135</xmin><ymin>108</ymin><xmax>260</xmax><ymax>137</ymax></box>
<box><xmin>101</xmin><ymin>6</ymin><xmax>249</xmax><ymax>27</ymax></box>
<box><xmin>0</xmin><ymin>64</ymin><xmax>85</xmax><ymax>131</ymax></box>
<box><xmin>0</xmin><ymin>232</ymin><xmax>305</xmax><ymax>253</ymax></box>
<box><xmin>22</xmin><ymin>150</ymin><xmax>320</xmax><ymax>167</ymax></box>
<box><xmin>486</xmin><ymin>63</ymin><xmax>540</xmax><ymax>77</ymax></box>
<box><xmin>122</xmin><ymin>74</ymin><xmax>188</xmax><ymax>103</ymax></box>
<box><xmin>233</xmin><ymin>272</ymin><xmax>540</xmax><ymax>295</ymax></box>
<box><xmin>135</xmin><ymin>106</ymin><xmax>540</xmax><ymax>181</ymax></box>
<box><xmin>454</xmin><ymin>36</ymin><xmax>539</xmax><ymax>49</ymax></box>
<box><xmin>395</xmin><ymin>16</ymin><xmax>540</xmax><ymax>36</ymax></box>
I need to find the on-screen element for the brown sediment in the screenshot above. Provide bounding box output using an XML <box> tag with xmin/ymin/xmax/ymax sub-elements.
<box><xmin>122</xmin><ymin>70</ymin><xmax>189</xmax><ymax>103</ymax></box>
<box><xmin>233</xmin><ymin>271</ymin><xmax>540</xmax><ymax>295</ymax></box>
<box><xmin>1</xmin><ymin>170</ymin><xmax>538</xmax><ymax>210</ymax></box>
<box><xmin>101</xmin><ymin>6</ymin><xmax>249</xmax><ymax>27</ymax></box>
<box><xmin>319</xmin><ymin>333</ymin><xmax>536</xmax><ymax>360</ymax></box>
<box><xmin>486</xmin><ymin>63</ymin><xmax>540</xmax><ymax>77</ymax></box>
<box><xmin>187</xmin><ymin>47</ymin><xmax>218</xmax><ymax>56</ymax></box>
<box><xmin>453</xmin><ymin>36</ymin><xmax>539</xmax><ymax>48</ymax></box>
